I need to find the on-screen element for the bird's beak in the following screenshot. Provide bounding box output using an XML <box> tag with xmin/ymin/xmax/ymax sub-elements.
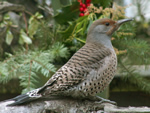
<box><xmin>117</xmin><ymin>19</ymin><xmax>133</xmax><ymax>26</ymax></box>
<box><xmin>106</xmin><ymin>18</ymin><xmax>133</xmax><ymax>36</ymax></box>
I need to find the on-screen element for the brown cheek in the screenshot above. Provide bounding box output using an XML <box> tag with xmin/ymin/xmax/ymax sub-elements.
<box><xmin>106</xmin><ymin>25</ymin><xmax>117</xmax><ymax>36</ymax></box>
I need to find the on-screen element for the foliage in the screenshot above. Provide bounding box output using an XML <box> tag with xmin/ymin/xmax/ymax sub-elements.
<box><xmin>0</xmin><ymin>0</ymin><xmax>150</xmax><ymax>94</ymax></box>
<box><xmin>0</xmin><ymin>9</ymin><xmax>70</xmax><ymax>93</ymax></box>
<box><xmin>53</xmin><ymin>1</ymin><xmax>80</xmax><ymax>24</ymax></box>
<box><xmin>0</xmin><ymin>42</ymin><xmax>69</xmax><ymax>93</ymax></box>
<box><xmin>119</xmin><ymin>58</ymin><xmax>150</xmax><ymax>93</ymax></box>
<box><xmin>1</xmin><ymin>13</ymin><xmax>32</xmax><ymax>46</ymax></box>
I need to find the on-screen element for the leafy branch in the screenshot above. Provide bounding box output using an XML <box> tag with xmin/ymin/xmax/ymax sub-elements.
<box><xmin>119</xmin><ymin>58</ymin><xmax>150</xmax><ymax>93</ymax></box>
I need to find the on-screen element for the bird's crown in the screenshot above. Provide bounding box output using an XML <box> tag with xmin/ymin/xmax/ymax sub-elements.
<box><xmin>88</xmin><ymin>18</ymin><xmax>132</xmax><ymax>36</ymax></box>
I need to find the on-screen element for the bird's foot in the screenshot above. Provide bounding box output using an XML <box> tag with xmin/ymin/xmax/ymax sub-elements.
<box><xmin>89</xmin><ymin>96</ymin><xmax>117</xmax><ymax>105</ymax></box>
<box><xmin>95</xmin><ymin>98</ymin><xmax>116</xmax><ymax>105</ymax></box>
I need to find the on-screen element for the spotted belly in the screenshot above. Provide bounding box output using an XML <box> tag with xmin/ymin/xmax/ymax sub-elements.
<box><xmin>67</xmin><ymin>52</ymin><xmax>117</xmax><ymax>98</ymax></box>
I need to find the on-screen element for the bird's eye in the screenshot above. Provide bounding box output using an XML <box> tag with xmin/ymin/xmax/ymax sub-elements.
<box><xmin>105</xmin><ymin>23</ymin><xmax>110</xmax><ymax>26</ymax></box>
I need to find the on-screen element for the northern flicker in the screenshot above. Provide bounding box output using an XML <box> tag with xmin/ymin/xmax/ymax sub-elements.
<box><xmin>7</xmin><ymin>18</ymin><xmax>132</xmax><ymax>106</ymax></box>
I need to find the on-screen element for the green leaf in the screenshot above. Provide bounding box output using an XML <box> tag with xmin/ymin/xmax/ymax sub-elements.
<box><xmin>28</xmin><ymin>12</ymin><xmax>43</xmax><ymax>38</ymax></box>
<box><xmin>50</xmin><ymin>42</ymin><xmax>70</xmax><ymax>60</ymax></box>
<box><xmin>59</xmin><ymin>21</ymin><xmax>76</xmax><ymax>40</ymax></box>
<box><xmin>35</xmin><ymin>12</ymin><xmax>43</xmax><ymax>19</ymax></box>
<box><xmin>54</xmin><ymin>1</ymin><xmax>80</xmax><ymax>24</ymax></box>
<box><xmin>19</xmin><ymin>35</ymin><xmax>24</xmax><ymax>45</ymax></box>
<box><xmin>82</xmin><ymin>19</ymin><xmax>89</xmax><ymax>35</ymax></box>
<box><xmin>6</xmin><ymin>30</ymin><xmax>13</xmax><ymax>45</ymax></box>
<box><xmin>22</xmin><ymin>35</ymin><xmax>32</xmax><ymax>44</ymax></box>
<box><xmin>75</xmin><ymin>37</ymin><xmax>85</xmax><ymax>43</ymax></box>
<box><xmin>19</xmin><ymin>30</ymin><xmax>32</xmax><ymax>44</ymax></box>
<box><xmin>59</xmin><ymin>14</ymin><xmax>95</xmax><ymax>42</ymax></box>
<box><xmin>28</xmin><ymin>20</ymin><xmax>39</xmax><ymax>38</ymax></box>
<box><xmin>51</xmin><ymin>0</ymin><xmax>62</xmax><ymax>15</ymax></box>
<box><xmin>76</xmin><ymin>16</ymin><xmax>88</xmax><ymax>32</ymax></box>
<box><xmin>92</xmin><ymin>0</ymin><xmax>112</xmax><ymax>8</ymax></box>
<box><xmin>87</xmin><ymin>18</ymin><xmax>93</xmax><ymax>31</ymax></box>
<box><xmin>4</xmin><ymin>14</ymin><xmax>10</xmax><ymax>20</ymax></box>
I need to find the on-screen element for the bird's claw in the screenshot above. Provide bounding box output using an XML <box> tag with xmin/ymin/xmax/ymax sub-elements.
<box><xmin>92</xmin><ymin>96</ymin><xmax>117</xmax><ymax>105</ymax></box>
<box><xmin>95</xmin><ymin>99</ymin><xmax>117</xmax><ymax>105</ymax></box>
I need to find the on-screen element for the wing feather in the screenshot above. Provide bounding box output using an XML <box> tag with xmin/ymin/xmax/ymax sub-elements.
<box><xmin>38</xmin><ymin>43</ymin><xmax>112</xmax><ymax>96</ymax></box>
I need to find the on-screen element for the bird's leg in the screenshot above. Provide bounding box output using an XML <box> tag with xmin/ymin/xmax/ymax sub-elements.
<box><xmin>88</xmin><ymin>96</ymin><xmax>117</xmax><ymax>105</ymax></box>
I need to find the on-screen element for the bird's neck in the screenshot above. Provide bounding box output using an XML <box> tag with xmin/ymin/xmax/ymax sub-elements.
<box><xmin>86</xmin><ymin>33</ymin><xmax>114</xmax><ymax>51</ymax></box>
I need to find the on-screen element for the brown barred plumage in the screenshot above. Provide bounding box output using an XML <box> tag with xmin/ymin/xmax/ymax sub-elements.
<box><xmin>41</xmin><ymin>43</ymin><xmax>117</xmax><ymax>98</ymax></box>
<box><xmin>7</xmin><ymin>18</ymin><xmax>133</xmax><ymax>106</ymax></box>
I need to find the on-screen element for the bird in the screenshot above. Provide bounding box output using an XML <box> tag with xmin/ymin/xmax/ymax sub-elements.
<box><xmin>7</xmin><ymin>18</ymin><xmax>132</xmax><ymax>106</ymax></box>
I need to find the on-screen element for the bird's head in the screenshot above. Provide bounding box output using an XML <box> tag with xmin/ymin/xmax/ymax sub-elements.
<box><xmin>86</xmin><ymin>18</ymin><xmax>133</xmax><ymax>46</ymax></box>
<box><xmin>88</xmin><ymin>18</ymin><xmax>133</xmax><ymax>36</ymax></box>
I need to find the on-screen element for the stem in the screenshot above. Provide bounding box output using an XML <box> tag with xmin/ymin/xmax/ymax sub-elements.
<box><xmin>23</xmin><ymin>12</ymin><xmax>28</xmax><ymax>33</ymax></box>
<box><xmin>119</xmin><ymin>58</ymin><xmax>132</xmax><ymax>75</ymax></box>
<box><xmin>31</xmin><ymin>59</ymin><xmax>54</xmax><ymax>72</ymax></box>
<box><xmin>24</xmin><ymin>10</ymin><xmax>33</xmax><ymax>16</ymax></box>
<box><xmin>23</xmin><ymin>12</ymin><xmax>29</xmax><ymax>54</ymax></box>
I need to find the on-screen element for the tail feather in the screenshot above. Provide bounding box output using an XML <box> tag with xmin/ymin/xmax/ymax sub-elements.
<box><xmin>7</xmin><ymin>89</ymin><xmax>41</xmax><ymax>106</ymax></box>
<box><xmin>7</xmin><ymin>94</ymin><xmax>36</xmax><ymax>106</ymax></box>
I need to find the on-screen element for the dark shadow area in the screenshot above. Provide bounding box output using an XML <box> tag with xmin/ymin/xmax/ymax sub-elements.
<box><xmin>0</xmin><ymin>93</ymin><xmax>19</xmax><ymax>101</ymax></box>
<box><xmin>110</xmin><ymin>91</ymin><xmax>150</xmax><ymax>107</ymax></box>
